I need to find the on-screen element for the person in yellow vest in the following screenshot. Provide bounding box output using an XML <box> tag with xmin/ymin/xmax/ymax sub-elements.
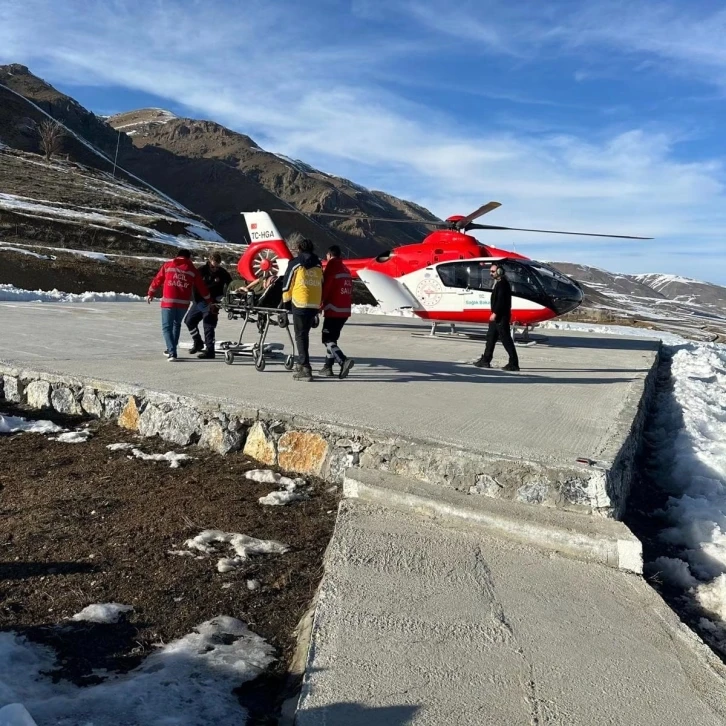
<box><xmin>281</xmin><ymin>236</ymin><xmax>323</xmax><ymax>381</ymax></box>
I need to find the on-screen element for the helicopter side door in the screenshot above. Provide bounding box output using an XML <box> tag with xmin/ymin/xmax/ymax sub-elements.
<box><xmin>434</xmin><ymin>260</ymin><xmax>495</xmax><ymax>312</ymax></box>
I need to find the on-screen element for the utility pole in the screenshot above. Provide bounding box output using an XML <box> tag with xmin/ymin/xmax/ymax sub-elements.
<box><xmin>112</xmin><ymin>130</ymin><xmax>121</xmax><ymax>178</ymax></box>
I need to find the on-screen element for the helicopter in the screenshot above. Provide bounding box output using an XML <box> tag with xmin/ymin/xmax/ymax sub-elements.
<box><xmin>235</xmin><ymin>202</ymin><xmax>650</xmax><ymax>337</ymax></box>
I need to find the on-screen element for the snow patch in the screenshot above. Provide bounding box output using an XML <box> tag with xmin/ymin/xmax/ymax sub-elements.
<box><xmin>540</xmin><ymin>320</ymin><xmax>686</xmax><ymax>345</ymax></box>
<box><xmin>0</xmin><ymin>284</ymin><xmax>142</xmax><ymax>304</ymax></box>
<box><xmin>70</xmin><ymin>603</ymin><xmax>133</xmax><ymax>624</ymax></box>
<box><xmin>0</xmin><ymin>617</ymin><xmax>274</xmax><ymax>725</ymax></box>
<box><xmin>696</xmin><ymin>576</ymin><xmax>726</xmax><ymax>622</ymax></box>
<box><xmin>246</xmin><ymin>469</ymin><xmax>308</xmax><ymax>506</ymax></box>
<box><xmin>245</xmin><ymin>469</ymin><xmax>304</xmax><ymax>489</ymax></box>
<box><xmin>51</xmin><ymin>430</ymin><xmax>92</xmax><ymax>444</ymax></box>
<box><xmin>0</xmin><ymin>245</ymin><xmax>55</xmax><ymax>260</ymax></box>
<box><xmin>183</xmin><ymin>529</ymin><xmax>288</xmax><ymax>573</ymax></box>
<box><xmin>635</xmin><ymin>273</ymin><xmax>701</xmax><ymax>292</ymax></box>
<box><xmin>184</xmin><ymin>222</ymin><xmax>226</xmax><ymax>244</ymax></box>
<box><xmin>62</xmin><ymin>249</ymin><xmax>110</xmax><ymax>262</ymax></box>
<box><xmin>258</xmin><ymin>490</ymin><xmax>305</xmax><ymax>506</ymax></box>
<box><xmin>130</xmin><ymin>448</ymin><xmax>192</xmax><ymax>469</ymax></box>
<box><xmin>106</xmin><ymin>442</ymin><xmax>135</xmax><ymax>451</ymax></box>
<box><xmin>642</xmin><ymin>341</ymin><xmax>726</xmax><ymax>649</ymax></box>
<box><xmin>0</xmin><ymin>415</ymin><xmax>63</xmax><ymax>435</ymax></box>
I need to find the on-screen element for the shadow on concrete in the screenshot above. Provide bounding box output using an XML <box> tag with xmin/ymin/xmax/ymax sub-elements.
<box><xmin>297</xmin><ymin>701</ymin><xmax>420</xmax><ymax>725</ymax></box>
<box><xmin>541</xmin><ymin>334</ymin><xmax>660</xmax><ymax>351</ymax></box>
<box><xmin>308</xmin><ymin>356</ymin><xmax>638</xmax><ymax>385</ymax></box>
<box><xmin>349</xmin><ymin>321</ymin><xmax>661</xmax><ymax>352</ymax></box>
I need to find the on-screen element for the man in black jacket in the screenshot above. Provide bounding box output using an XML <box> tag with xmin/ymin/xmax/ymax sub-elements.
<box><xmin>185</xmin><ymin>252</ymin><xmax>232</xmax><ymax>359</ymax></box>
<box><xmin>474</xmin><ymin>262</ymin><xmax>520</xmax><ymax>371</ymax></box>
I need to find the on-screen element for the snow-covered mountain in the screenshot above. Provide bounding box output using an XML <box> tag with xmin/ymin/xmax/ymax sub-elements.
<box><xmin>633</xmin><ymin>273</ymin><xmax>726</xmax><ymax>309</ymax></box>
<box><xmin>551</xmin><ymin>262</ymin><xmax>726</xmax><ymax>342</ymax></box>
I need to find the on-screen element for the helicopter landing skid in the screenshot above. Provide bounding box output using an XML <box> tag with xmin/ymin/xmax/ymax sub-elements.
<box><xmin>411</xmin><ymin>322</ymin><xmax>547</xmax><ymax>346</ymax></box>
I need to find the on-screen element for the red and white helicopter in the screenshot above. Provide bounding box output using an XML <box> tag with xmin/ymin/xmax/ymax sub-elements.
<box><xmin>236</xmin><ymin>203</ymin><xmax>650</xmax><ymax>338</ymax></box>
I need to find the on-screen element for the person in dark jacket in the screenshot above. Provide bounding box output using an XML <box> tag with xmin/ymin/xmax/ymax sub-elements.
<box><xmin>474</xmin><ymin>262</ymin><xmax>520</xmax><ymax>371</ymax></box>
<box><xmin>281</xmin><ymin>236</ymin><xmax>323</xmax><ymax>382</ymax></box>
<box><xmin>185</xmin><ymin>252</ymin><xmax>232</xmax><ymax>359</ymax></box>
<box><xmin>319</xmin><ymin>245</ymin><xmax>355</xmax><ymax>379</ymax></box>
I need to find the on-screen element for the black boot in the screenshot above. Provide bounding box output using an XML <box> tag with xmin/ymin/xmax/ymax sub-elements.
<box><xmin>188</xmin><ymin>338</ymin><xmax>204</xmax><ymax>354</ymax></box>
<box><xmin>473</xmin><ymin>356</ymin><xmax>491</xmax><ymax>368</ymax></box>
<box><xmin>339</xmin><ymin>358</ymin><xmax>355</xmax><ymax>379</ymax></box>
<box><xmin>293</xmin><ymin>365</ymin><xmax>314</xmax><ymax>381</ymax></box>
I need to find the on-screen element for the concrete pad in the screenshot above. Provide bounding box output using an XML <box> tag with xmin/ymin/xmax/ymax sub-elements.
<box><xmin>0</xmin><ymin>302</ymin><xmax>659</xmax><ymax>513</ymax></box>
<box><xmin>344</xmin><ymin>468</ymin><xmax>642</xmax><ymax>572</ymax></box>
<box><xmin>0</xmin><ymin>302</ymin><xmax>656</xmax><ymax>458</ymax></box>
<box><xmin>297</xmin><ymin>500</ymin><xmax>726</xmax><ymax>726</ymax></box>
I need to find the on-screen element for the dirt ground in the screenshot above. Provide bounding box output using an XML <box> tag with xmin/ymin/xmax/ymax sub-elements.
<box><xmin>0</xmin><ymin>404</ymin><xmax>339</xmax><ymax>722</ymax></box>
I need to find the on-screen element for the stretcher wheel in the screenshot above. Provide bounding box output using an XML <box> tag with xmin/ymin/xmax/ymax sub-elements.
<box><xmin>227</xmin><ymin>311</ymin><xmax>234</xmax><ymax>320</ymax></box>
<box><xmin>277</xmin><ymin>312</ymin><xmax>288</xmax><ymax>328</ymax></box>
<box><xmin>254</xmin><ymin>351</ymin><xmax>266</xmax><ymax>371</ymax></box>
<box><xmin>311</xmin><ymin>314</ymin><xmax>320</xmax><ymax>329</ymax></box>
<box><xmin>224</xmin><ymin>351</ymin><xmax>234</xmax><ymax>365</ymax></box>
<box><xmin>284</xmin><ymin>355</ymin><xmax>295</xmax><ymax>371</ymax></box>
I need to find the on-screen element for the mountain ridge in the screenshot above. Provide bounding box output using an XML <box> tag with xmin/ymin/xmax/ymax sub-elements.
<box><xmin>2</xmin><ymin>63</ymin><xmax>726</xmax><ymax>340</ymax></box>
<box><xmin>106</xmin><ymin>107</ymin><xmax>441</xmax><ymax>255</ymax></box>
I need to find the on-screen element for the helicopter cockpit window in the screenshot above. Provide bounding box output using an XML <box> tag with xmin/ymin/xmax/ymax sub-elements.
<box><xmin>526</xmin><ymin>262</ymin><xmax>580</xmax><ymax>298</ymax></box>
<box><xmin>437</xmin><ymin>261</ymin><xmax>495</xmax><ymax>291</ymax></box>
<box><xmin>499</xmin><ymin>262</ymin><xmax>542</xmax><ymax>298</ymax></box>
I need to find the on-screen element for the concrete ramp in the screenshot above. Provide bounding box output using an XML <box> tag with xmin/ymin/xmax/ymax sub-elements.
<box><xmin>296</xmin><ymin>501</ymin><xmax>726</xmax><ymax>725</ymax></box>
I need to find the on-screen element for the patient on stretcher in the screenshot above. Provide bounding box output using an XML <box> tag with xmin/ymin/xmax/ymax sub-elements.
<box><xmin>236</xmin><ymin>274</ymin><xmax>282</xmax><ymax>308</ymax></box>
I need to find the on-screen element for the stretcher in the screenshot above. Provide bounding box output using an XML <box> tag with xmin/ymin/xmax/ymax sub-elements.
<box><xmin>220</xmin><ymin>288</ymin><xmax>296</xmax><ymax>371</ymax></box>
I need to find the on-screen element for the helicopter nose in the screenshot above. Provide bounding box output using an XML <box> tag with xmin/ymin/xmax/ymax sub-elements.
<box><xmin>531</xmin><ymin>264</ymin><xmax>583</xmax><ymax>315</ymax></box>
<box><xmin>552</xmin><ymin>277</ymin><xmax>583</xmax><ymax>315</ymax></box>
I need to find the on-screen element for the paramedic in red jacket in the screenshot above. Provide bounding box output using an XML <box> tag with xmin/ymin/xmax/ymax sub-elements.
<box><xmin>319</xmin><ymin>245</ymin><xmax>355</xmax><ymax>379</ymax></box>
<box><xmin>146</xmin><ymin>249</ymin><xmax>212</xmax><ymax>362</ymax></box>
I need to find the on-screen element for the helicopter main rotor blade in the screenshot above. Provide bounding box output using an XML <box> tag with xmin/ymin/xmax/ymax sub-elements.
<box><xmin>468</xmin><ymin>223</ymin><xmax>652</xmax><ymax>240</ymax></box>
<box><xmin>271</xmin><ymin>209</ymin><xmax>446</xmax><ymax>225</ymax></box>
<box><xmin>455</xmin><ymin>201</ymin><xmax>502</xmax><ymax>228</ymax></box>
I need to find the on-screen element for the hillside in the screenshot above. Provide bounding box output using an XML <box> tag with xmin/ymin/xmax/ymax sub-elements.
<box><xmin>2</xmin><ymin>63</ymin><xmax>726</xmax><ymax>340</ymax></box>
<box><xmin>0</xmin><ymin>67</ymin><xmax>244</xmax><ymax>295</ymax></box>
<box><xmin>551</xmin><ymin>262</ymin><xmax>726</xmax><ymax>342</ymax></box>
<box><xmin>1</xmin><ymin>65</ymin><xmax>441</xmax><ymax>256</ymax></box>
<box><xmin>107</xmin><ymin>108</ymin><xmax>441</xmax><ymax>255</ymax></box>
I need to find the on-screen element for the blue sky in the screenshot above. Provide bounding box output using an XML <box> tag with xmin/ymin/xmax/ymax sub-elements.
<box><xmin>1</xmin><ymin>0</ymin><xmax>726</xmax><ymax>283</ymax></box>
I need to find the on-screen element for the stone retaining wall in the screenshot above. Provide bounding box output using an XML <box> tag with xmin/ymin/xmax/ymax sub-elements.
<box><xmin>0</xmin><ymin>358</ymin><xmax>658</xmax><ymax>518</ymax></box>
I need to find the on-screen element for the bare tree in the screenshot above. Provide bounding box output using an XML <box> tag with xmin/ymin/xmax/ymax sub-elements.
<box><xmin>37</xmin><ymin>120</ymin><xmax>65</xmax><ymax>162</ymax></box>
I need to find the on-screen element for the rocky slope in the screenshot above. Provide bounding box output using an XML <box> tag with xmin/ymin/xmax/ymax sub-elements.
<box><xmin>1</xmin><ymin>65</ymin><xmax>441</xmax><ymax>255</ymax></box>
<box><xmin>107</xmin><ymin>109</ymin><xmax>440</xmax><ymax>254</ymax></box>
<box><xmin>0</xmin><ymin>66</ymin><xmax>243</xmax><ymax>294</ymax></box>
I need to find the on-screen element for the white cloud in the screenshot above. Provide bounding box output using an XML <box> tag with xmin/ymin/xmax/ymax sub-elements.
<box><xmin>404</xmin><ymin>1</ymin><xmax>726</xmax><ymax>90</ymax></box>
<box><xmin>1</xmin><ymin>0</ymin><xmax>725</xmax><ymax>282</ymax></box>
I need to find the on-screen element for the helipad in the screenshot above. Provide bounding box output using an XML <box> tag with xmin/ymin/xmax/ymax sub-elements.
<box><xmin>0</xmin><ymin>302</ymin><xmax>659</xmax><ymax>516</ymax></box>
